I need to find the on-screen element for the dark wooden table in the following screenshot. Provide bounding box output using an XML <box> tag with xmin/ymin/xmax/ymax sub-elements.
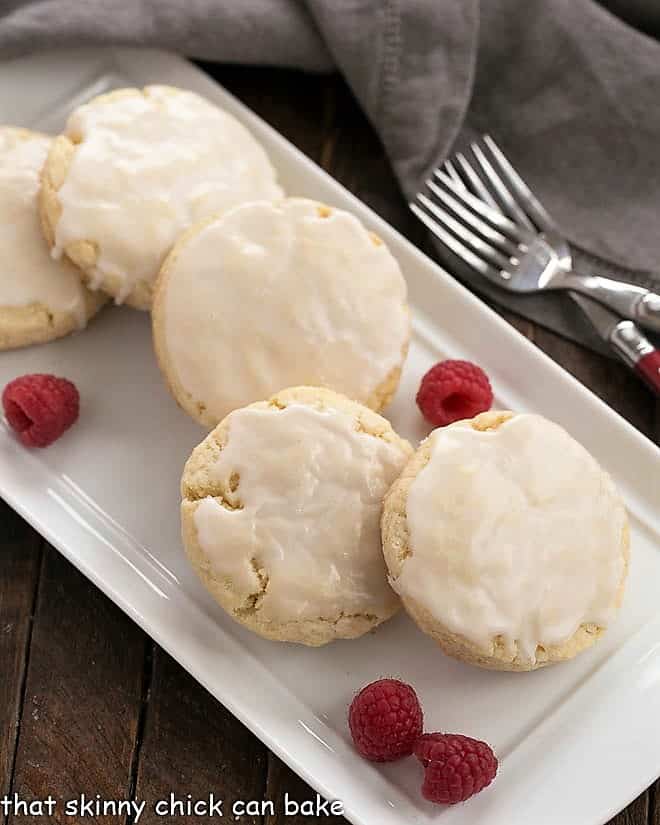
<box><xmin>1</xmin><ymin>65</ymin><xmax>658</xmax><ymax>825</ymax></box>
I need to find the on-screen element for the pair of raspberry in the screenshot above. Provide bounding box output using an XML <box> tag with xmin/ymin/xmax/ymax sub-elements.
<box><xmin>348</xmin><ymin>679</ymin><xmax>497</xmax><ymax>805</ymax></box>
<box><xmin>2</xmin><ymin>360</ymin><xmax>492</xmax><ymax>447</ymax></box>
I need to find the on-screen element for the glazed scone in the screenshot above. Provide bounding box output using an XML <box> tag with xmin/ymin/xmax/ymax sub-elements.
<box><xmin>153</xmin><ymin>198</ymin><xmax>410</xmax><ymax>427</ymax></box>
<box><xmin>181</xmin><ymin>386</ymin><xmax>413</xmax><ymax>646</ymax></box>
<box><xmin>381</xmin><ymin>411</ymin><xmax>630</xmax><ymax>671</ymax></box>
<box><xmin>0</xmin><ymin>127</ymin><xmax>105</xmax><ymax>350</ymax></box>
<box><xmin>40</xmin><ymin>85</ymin><xmax>283</xmax><ymax>310</ymax></box>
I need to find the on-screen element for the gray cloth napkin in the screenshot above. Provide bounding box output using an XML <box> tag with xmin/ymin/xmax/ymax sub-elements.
<box><xmin>2</xmin><ymin>0</ymin><xmax>659</xmax><ymax>355</ymax></box>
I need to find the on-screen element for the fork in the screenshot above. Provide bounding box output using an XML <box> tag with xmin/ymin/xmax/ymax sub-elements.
<box><xmin>411</xmin><ymin>134</ymin><xmax>660</xmax><ymax>333</ymax></box>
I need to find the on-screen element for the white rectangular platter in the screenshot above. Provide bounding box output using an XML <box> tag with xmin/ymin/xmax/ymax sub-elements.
<box><xmin>1</xmin><ymin>47</ymin><xmax>659</xmax><ymax>825</ymax></box>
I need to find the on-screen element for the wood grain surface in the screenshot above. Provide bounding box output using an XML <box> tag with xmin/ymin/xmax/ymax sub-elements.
<box><xmin>0</xmin><ymin>65</ymin><xmax>658</xmax><ymax>825</ymax></box>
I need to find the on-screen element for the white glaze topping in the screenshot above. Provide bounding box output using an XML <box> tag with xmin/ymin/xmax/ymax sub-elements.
<box><xmin>52</xmin><ymin>86</ymin><xmax>283</xmax><ymax>302</ymax></box>
<box><xmin>0</xmin><ymin>129</ymin><xmax>88</xmax><ymax>324</ymax></box>
<box><xmin>192</xmin><ymin>403</ymin><xmax>409</xmax><ymax>622</ymax></box>
<box><xmin>161</xmin><ymin>198</ymin><xmax>409</xmax><ymax>422</ymax></box>
<box><xmin>393</xmin><ymin>414</ymin><xmax>627</xmax><ymax>663</ymax></box>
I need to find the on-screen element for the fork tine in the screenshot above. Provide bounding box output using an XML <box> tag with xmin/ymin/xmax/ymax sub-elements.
<box><xmin>482</xmin><ymin>135</ymin><xmax>557</xmax><ymax>234</ymax></box>
<box><xmin>442</xmin><ymin>159</ymin><xmax>466</xmax><ymax>190</ymax></box>
<box><xmin>416</xmin><ymin>193</ymin><xmax>513</xmax><ymax>271</ymax></box>
<box><xmin>455</xmin><ymin>153</ymin><xmax>501</xmax><ymax>212</ymax></box>
<box><xmin>410</xmin><ymin>201</ymin><xmax>506</xmax><ymax>282</ymax></box>
<box><xmin>432</xmin><ymin>169</ymin><xmax>534</xmax><ymax>245</ymax></box>
<box><xmin>425</xmin><ymin>178</ymin><xmax>520</xmax><ymax>257</ymax></box>
<box><xmin>471</xmin><ymin>142</ymin><xmax>536</xmax><ymax>231</ymax></box>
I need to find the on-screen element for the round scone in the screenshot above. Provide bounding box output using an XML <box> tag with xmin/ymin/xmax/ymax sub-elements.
<box><xmin>381</xmin><ymin>411</ymin><xmax>630</xmax><ymax>671</ymax></box>
<box><xmin>40</xmin><ymin>85</ymin><xmax>283</xmax><ymax>310</ymax></box>
<box><xmin>0</xmin><ymin>127</ymin><xmax>105</xmax><ymax>350</ymax></box>
<box><xmin>153</xmin><ymin>197</ymin><xmax>410</xmax><ymax>427</ymax></box>
<box><xmin>181</xmin><ymin>386</ymin><xmax>413</xmax><ymax>645</ymax></box>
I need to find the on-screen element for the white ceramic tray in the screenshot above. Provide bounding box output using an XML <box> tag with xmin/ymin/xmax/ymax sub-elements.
<box><xmin>1</xmin><ymin>47</ymin><xmax>659</xmax><ymax>825</ymax></box>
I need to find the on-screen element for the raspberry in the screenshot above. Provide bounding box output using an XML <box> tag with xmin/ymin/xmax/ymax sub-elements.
<box><xmin>414</xmin><ymin>733</ymin><xmax>498</xmax><ymax>805</ymax></box>
<box><xmin>2</xmin><ymin>374</ymin><xmax>79</xmax><ymax>448</ymax></box>
<box><xmin>416</xmin><ymin>360</ymin><xmax>493</xmax><ymax>426</ymax></box>
<box><xmin>348</xmin><ymin>679</ymin><xmax>423</xmax><ymax>762</ymax></box>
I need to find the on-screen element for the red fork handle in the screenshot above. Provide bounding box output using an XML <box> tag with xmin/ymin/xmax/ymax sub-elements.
<box><xmin>636</xmin><ymin>350</ymin><xmax>660</xmax><ymax>396</ymax></box>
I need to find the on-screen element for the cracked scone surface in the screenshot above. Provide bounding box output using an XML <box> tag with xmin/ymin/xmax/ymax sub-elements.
<box><xmin>0</xmin><ymin>127</ymin><xmax>105</xmax><ymax>350</ymax></box>
<box><xmin>152</xmin><ymin>198</ymin><xmax>410</xmax><ymax>427</ymax></box>
<box><xmin>382</xmin><ymin>411</ymin><xmax>630</xmax><ymax>671</ymax></box>
<box><xmin>39</xmin><ymin>85</ymin><xmax>283</xmax><ymax>310</ymax></box>
<box><xmin>181</xmin><ymin>386</ymin><xmax>413</xmax><ymax>645</ymax></box>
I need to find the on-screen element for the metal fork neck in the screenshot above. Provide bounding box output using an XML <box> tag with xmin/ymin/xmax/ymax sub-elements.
<box><xmin>554</xmin><ymin>269</ymin><xmax>649</xmax><ymax>316</ymax></box>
